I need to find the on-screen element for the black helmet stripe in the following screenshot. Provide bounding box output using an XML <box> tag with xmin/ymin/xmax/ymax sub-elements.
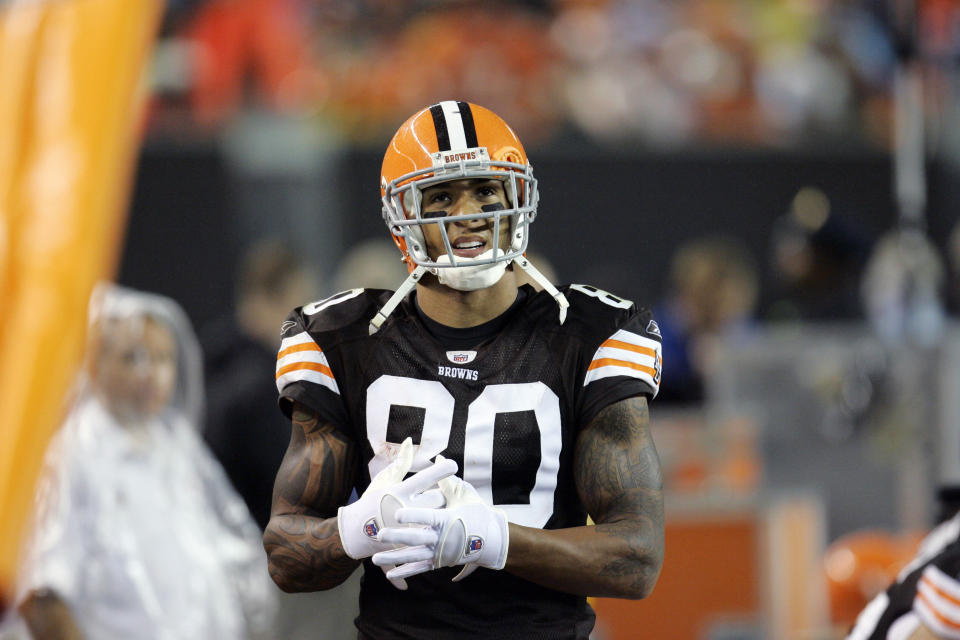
<box><xmin>456</xmin><ymin>101</ymin><xmax>479</xmax><ymax>148</ymax></box>
<box><xmin>429</xmin><ymin>104</ymin><xmax>451</xmax><ymax>151</ymax></box>
<box><xmin>430</xmin><ymin>101</ymin><xmax>478</xmax><ymax>151</ymax></box>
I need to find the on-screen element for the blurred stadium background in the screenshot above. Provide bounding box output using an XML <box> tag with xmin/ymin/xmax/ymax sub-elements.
<box><xmin>3</xmin><ymin>0</ymin><xmax>960</xmax><ymax>638</ymax></box>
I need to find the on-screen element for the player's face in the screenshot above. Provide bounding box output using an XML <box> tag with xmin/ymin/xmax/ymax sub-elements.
<box><xmin>418</xmin><ymin>178</ymin><xmax>512</xmax><ymax>261</ymax></box>
<box><xmin>94</xmin><ymin>316</ymin><xmax>178</xmax><ymax>423</ymax></box>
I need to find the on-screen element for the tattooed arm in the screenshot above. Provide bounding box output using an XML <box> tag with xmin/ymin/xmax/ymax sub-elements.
<box><xmin>504</xmin><ymin>395</ymin><xmax>664</xmax><ymax>599</ymax></box>
<box><xmin>263</xmin><ymin>400</ymin><xmax>360</xmax><ymax>592</ymax></box>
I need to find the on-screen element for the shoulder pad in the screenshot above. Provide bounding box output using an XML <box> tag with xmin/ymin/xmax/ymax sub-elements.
<box><xmin>561</xmin><ymin>283</ymin><xmax>634</xmax><ymax>319</ymax></box>
<box><xmin>281</xmin><ymin>288</ymin><xmax>392</xmax><ymax>342</ymax></box>
<box><xmin>558</xmin><ymin>283</ymin><xmax>660</xmax><ymax>342</ymax></box>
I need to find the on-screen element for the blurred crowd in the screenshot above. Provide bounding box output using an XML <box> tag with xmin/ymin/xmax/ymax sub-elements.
<box><xmin>152</xmin><ymin>0</ymin><xmax>960</xmax><ymax>149</ymax></box>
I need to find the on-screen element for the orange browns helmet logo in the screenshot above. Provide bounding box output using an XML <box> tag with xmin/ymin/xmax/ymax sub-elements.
<box><xmin>493</xmin><ymin>146</ymin><xmax>523</xmax><ymax>165</ymax></box>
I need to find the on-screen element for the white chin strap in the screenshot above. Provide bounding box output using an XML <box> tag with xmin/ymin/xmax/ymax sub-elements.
<box><xmin>368</xmin><ymin>255</ymin><xmax>568</xmax><ymax>335</ymax></box>
<box><xmin>369</xmin><ymin>265</ymin><xmax>426</xmax><ymax>334</ymax></box>
<box><xmin>433</xmin><ymin>249</ymin><xmax>509</xmax><ymax>291</ymax></box>
<box><xmin>514</xmin><ymin>256</ymin><xmax>568</xmax><ymax>324</ymax></box>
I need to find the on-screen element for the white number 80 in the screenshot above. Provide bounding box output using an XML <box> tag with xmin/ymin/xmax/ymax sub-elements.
<box><xmin>365</xmin><ymin>375</ymin><xmax>562</xmax><ymax>528</ymax></box>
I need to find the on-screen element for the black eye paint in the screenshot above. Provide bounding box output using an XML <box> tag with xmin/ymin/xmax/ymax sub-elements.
<box><xmin>423</xmin><ymin>203</ymin><xmax>502</xmax><ymax>219</ymax></box>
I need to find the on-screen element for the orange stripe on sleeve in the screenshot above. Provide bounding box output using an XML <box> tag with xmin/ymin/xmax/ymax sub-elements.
<box><xmin>923</xmin><ymin>574</ymin><xmax>960</xmax><ymax>609</ymax></box>
<box><xmin>587</xmin><ymin>358</ymin><xmax>657</xmax><ymax>378</ymax></box>
<box><xmin>276</xmin><ymin>361</ymin><xmax>334</xmax><ymax>381</ymax></box>
<box><xmin>602</xmin><ymin>339</ymin><xmax>657</xmax><ymax>358</ymax></box>
<box><xmin>918</xmin><ymin>588</ymin><xmax>960</xmax><ymax>630</ymax></box>
<box><xmin>277</xmin><ymin>342</ymin><xmax>322</xmax><ymax>360</ymax></box>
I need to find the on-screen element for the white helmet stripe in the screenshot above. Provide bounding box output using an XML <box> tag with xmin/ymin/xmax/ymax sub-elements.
<box><xmin>439</xmin><ymin>100</ymin><xmax>469</xmax><ymax>150</ymax></box>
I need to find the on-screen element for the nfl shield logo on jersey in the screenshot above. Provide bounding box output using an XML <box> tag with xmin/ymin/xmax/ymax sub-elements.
<box><xmin>466</xmin><ymin>535</ymin><xmax>483</xmax><ymax>555</ymax></box>
<box><xmin>446</xmin><ymin>350</ymin><xmax>477</xmax><ymax>364</ymax></box>
<box><xmin>363</xmin><ymin>518</ymin><xmax>379</xmax><ymax>538</ymax></box>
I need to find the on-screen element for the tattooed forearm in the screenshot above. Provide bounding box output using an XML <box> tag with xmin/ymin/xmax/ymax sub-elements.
<box><xmin>272</xmin><ymin>407</ymin><xmax>357</xmax><ymax>515</ymax></box>
<box><xmin>593</xmin><ymin>516</ymin><xmax>662</xmax><ymax>594</ymax></box>
<box><xmin>264</xmin><ymin>402</ymin><xmax>360</xmax><ymax>592</ymax></box>
<box><xmin>574</xmin><ymin>395</ymin><xmax>664</xmax><ymax>596</ymax></box>
<box><xmin>263</xmin><ymin>514</ymin><xmax>359</xmax><ymax>591</ymax></box>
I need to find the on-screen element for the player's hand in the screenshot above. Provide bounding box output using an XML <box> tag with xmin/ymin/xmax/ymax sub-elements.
<box><xmin>337</xmin><ymin>438</ymin><xmax>455</xmax><ymax>562</ymax></box>
<box><xmin>371</xmin><ymin>456</ymin><xmax>509</xmax><ymax>583</ymax></box>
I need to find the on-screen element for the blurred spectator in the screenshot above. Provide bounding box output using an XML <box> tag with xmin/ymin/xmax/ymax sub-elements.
<box><xmin>10</xmin><ymin>284</ymin><xmax>274</xmax><ymax>639</ymax></box>
<box><xmin>945</xmin><ymin>220</ymin><xmax>960</xmax><ymax>316</ymax></box>
<box><xmin>655</xmin><ymin>235</ymin><xmax>759</xmax><ymax>405</ymax></box>
<box><xmin>203</xmin><ymin>242</ymin><xmax>357</xmax><ymax>640</ymax></box>
<box><xmin>861</xmin><ymin>228</ymin><xmax>946</xmax><ymax>350</ymax></box>
<box><xmin>202</xmin><ymin>238</ymin><xmax>320</xmax><ymax>531</ymax></box>
<box><xmin>764</xmin><ymin>187</ymin><xmax>872</xmax><ymax>322</ymax></box>
<box><xmin>331</xmin><ymin>238</ymin><xmax>408</xmax><ymax>293</ymax></box>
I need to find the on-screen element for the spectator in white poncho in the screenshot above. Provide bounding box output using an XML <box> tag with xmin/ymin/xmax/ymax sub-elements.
<box><xmin>10</xmin><ymin>284</ymin><xmax>275</xmax><ymax>640</ymax></box>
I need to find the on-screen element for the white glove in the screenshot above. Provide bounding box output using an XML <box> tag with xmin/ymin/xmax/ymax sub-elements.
<box><xmin>337</xmin><ymin>438</ymin><xmax>456</xmax><ymax>566</ymax></box>
<box><xmin>372</xmin><ymin>456</ymin><xmax>509</xmax><ymax>582</ymax></box>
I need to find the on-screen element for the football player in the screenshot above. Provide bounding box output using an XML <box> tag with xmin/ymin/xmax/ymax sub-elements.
<box><xmin>845</xmin><ymin>506</ymin><xmax>960</xmax><ymax>639</ymax></box>
<box><xmin>264</xmin><ymin>101</ymin><xmax>665</xmax><ymax>639</ymax></box>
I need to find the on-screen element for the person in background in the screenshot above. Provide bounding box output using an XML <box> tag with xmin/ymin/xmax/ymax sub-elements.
<box><xmin>845</xmin><ymin>487</ymin><xmax>960</xmax><ymax>640</ymax></box>
<box><xmin>941</xmin><ymin>220</ymin><xmax>960</xmax><ymax>318</ymax></box>
<box><xmin>12</xmin><ymin>284</ymin><xmax>274</xmax><ymax>640</ymax></box>
<box><xmin>202</xmin><ymin>239</ymin><xmax>320</xmax><ymax>531</ymax></box>
<box><xmin>764</xmin><ymin>188</ymin><xmax>871</xmax><ymax>323</ymax></box>
<box><xmin>655</xmin><ymin>235</ymin><xmax>758</xmax><ymax>405</ymax></box>
<box><xmin>331</xmin><ymin>238</ymin><xmax>409</xmax><ymax>294</ymax></box>
<box><xmin>264</xmin><ymin>100</ymin><xmax>665</xmax><ymax>639</ymax></box>
<box><xmin>202</xmin><ymin>240</ymin><xmax>362</xmax><ymax>640</ymax></box>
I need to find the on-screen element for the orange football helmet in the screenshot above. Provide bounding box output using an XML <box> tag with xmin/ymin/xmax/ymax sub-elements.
<box><xmin>824</xmin><ymin>529</ymin><xmax>924</xmax><ymax>628</ymax></box>
<box><xmin>380</xmin><ymin>100</ymin><xmax>538</xmax><ymax>273</ymax></box>
<box><xmin>368</xmin><ymin>101</ymin><xmax>566</xmax><ymax>334</ymax></box>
